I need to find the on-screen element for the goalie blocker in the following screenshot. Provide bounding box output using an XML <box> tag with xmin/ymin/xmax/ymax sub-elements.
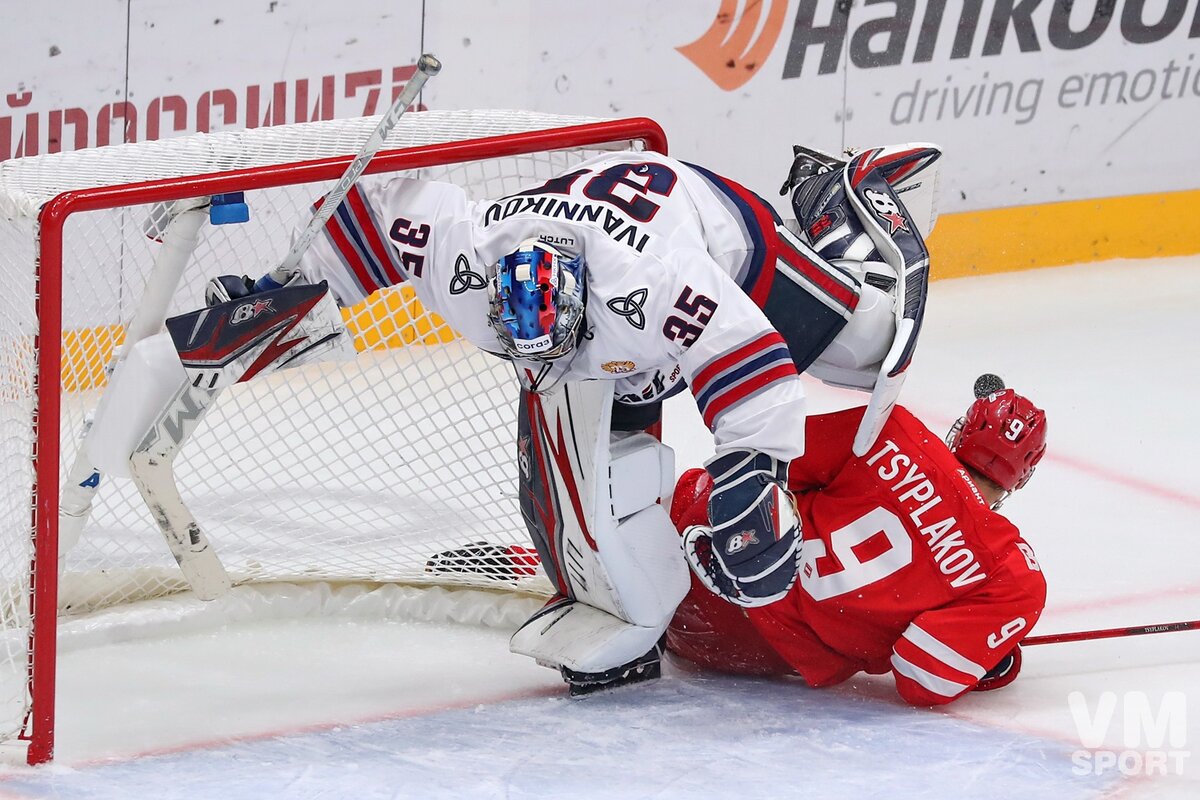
<box><xmin>84</xmin><ymin>282</ymin><xmax>354</xmax><ymax>599</ymax></box>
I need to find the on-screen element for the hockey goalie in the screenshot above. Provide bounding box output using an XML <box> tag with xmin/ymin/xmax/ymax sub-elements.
<box><xmin>198</xmin><ymin>141</ymin><xmax>941</xmax><ymax>693</ymax></box>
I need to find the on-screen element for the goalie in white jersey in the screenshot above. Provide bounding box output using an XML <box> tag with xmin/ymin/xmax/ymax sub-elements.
<box><xmin>209</xmin><ymin>144</ymin><xmax>940</xmax><ymax>692</ymax></box>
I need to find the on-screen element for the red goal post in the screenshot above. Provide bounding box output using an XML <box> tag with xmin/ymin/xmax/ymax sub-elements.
<box><xmin>0</xmin><ymin>110</ymin><xmax>667</xmax><ymax>764</ymax></box>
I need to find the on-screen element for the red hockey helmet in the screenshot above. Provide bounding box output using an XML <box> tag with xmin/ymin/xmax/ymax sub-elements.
<box><xmin>948</xmin><ymin>382</ymin><xmax>1047</xmax><ymax>493</ymax></box>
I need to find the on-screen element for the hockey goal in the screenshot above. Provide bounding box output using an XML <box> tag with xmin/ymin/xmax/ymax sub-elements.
<box><xmin>0</xmin><ymin>109</ymin><xmax>667</xmax><ymax>764</ymax></box>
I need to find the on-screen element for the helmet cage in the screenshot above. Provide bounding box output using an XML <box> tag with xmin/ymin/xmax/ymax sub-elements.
<box><xmin>487</xmin><ymin>240</ymin><xmax>586</xmax><ymax>362</ymax></box>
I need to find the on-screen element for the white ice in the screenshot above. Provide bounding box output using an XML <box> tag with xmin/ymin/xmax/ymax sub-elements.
<box><xmin>1</xmin><ymin>255</ymin><xmax>1197</xmax><ymax>799</ymax></box>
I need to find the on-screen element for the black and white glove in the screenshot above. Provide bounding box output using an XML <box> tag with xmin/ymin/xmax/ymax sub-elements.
<box><xmin>204</xmin><ymin>275</ymin><xmax>258</xmax><ymax>307</ymax></box>
<box><xmin>205</xmin><ymin>271</ymin><xmax>303</xmax><ymax>308</ymax></box>
<box><xmin>683</xmin><ymin>451</ymin><xmax>801</xmax><ymax>608</ymax></box>
<box><xmin>973</xmin><ymin>647</ymin><xmax>1022</xmax><ymax>693</ymax></box>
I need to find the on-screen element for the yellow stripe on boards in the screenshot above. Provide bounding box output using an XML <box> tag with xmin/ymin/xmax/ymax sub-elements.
<box><xmin>928</xmin><ymin>188</ymin><xmax>1200</xmax><ymax>278</ymax></box>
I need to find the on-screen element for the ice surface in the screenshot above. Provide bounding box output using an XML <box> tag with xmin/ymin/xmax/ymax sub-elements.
<box><xmin>0</xmin><ymin>256</ymin><xmax>1197</xmax><ymax>798</ymax></box>
<box><xmin>0</xmin><ymin>677</ymin><xmax>1118</xmax><ymax>799</ymax></box>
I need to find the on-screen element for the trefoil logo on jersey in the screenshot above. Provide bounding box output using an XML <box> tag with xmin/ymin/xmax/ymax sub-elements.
<box><xmin>606</xmin><ymin>288</ymin><xmax>648</xmax><ymax>330</ymax></box>
<box><xmin>1069</xmin><ymin>691</ymin><xmax>1189</xmax><ymax>776</ymax></box>
<box><xmin>230</xmin><ymin>298</ymin><xmax>274</xmax><ymax>325</ymax></box>
<box><xmin>449</xmin><ymin>254</ymin><xmax>486</xmax><ymax>295</ymax></box>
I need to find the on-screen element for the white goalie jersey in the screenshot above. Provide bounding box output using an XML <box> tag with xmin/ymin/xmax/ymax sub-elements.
<box><xmin>298</xmin><ymin>151</ymin><xmax>809</xmax><ymax>461</ymax></box>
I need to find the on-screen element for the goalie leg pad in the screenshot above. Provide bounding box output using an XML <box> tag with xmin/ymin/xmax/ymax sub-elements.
<box><xmin>806</xmin><ymin>283</ymin><xmax>895</xmax><ymax>391</ymax></box>
<box><xmin>85</xmin><ymin>332</ymin><xmax>188</xmax><ymax>480</ymax></box>
<box><xmin>514</xmin><ymin>382</ymin><xmax>688</xmax><ymax>673</ymax></box>
<box><xmin>789</xmin><ymin>146</ymin><xmax>938</xmax><ymax>455</ymax></box>
<box><xmin>509</xmin><ymin>597</ymin><xmax>668</xmax><ymax>676</ymax></box>
<box><xmin>762</xmin><ymin>223</ymin><xmax>861</xmax><ymax>373</ymax></box>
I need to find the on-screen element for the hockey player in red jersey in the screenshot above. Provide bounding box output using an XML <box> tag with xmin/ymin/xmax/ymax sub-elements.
<box><xmin>669</xmin><ymin>375</ymin><xmax>1049</xmax><ymax>705</ymax></box>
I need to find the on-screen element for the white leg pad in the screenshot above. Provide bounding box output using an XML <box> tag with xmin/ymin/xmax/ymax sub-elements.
<box><xmin>512</xmin><ymin>381</ymin><xmax>689</xmax><ymax>672</ymax></box>
<box><xmin>594</xmin><ymin>434</ymin><xmax>686</xmax><ymax>628</ymax></box>
<box><xmin>807</xmin><ymin>283</ymin><xmax>896</xmax><ymax>391</ymax></box>
<box><xmin>85</xmin><ymin>332</ymin><xmax>187</xmax><ymax>480</ymax></box>
<box><xmin>509</xmin><ymin>599</ymin><xmax>667</xmax><ymax>674</ymax></box>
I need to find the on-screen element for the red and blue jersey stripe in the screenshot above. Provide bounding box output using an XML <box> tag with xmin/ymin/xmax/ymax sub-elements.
<box><xmin>691</xmin><ymin>332</ymin><xmax>797</xmax><ymax>429</ymax></box>
<box><xmin>684</xmin><ymin>162</ymin><xmax>781</xmax><ymax>308</ymax></box>
<box><xmin>319</xmin><ymin>186</ymin><xmax>408</xmax><ymax>296</ymax></box>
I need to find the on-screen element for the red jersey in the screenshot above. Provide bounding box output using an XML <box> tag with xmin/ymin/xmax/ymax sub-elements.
<box><xmin>667</xmin><ymin>405</ymin><xmax>1047</xmax><ymax>705</ymax></box>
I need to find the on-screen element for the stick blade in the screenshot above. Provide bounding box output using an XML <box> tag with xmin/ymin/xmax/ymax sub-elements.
<box><xmin>129</xmin><ymin>451</ymin><xmax>232</xmax><ymax>600</ymax></box>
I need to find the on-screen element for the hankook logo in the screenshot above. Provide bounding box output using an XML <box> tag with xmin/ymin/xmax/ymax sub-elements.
<box><xmin>679</xmin><ymin>1</ymin><xmax>1200</xmax><ymax>90</ymax></box>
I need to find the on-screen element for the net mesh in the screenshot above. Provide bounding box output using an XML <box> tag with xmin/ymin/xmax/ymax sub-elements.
<box><xmin>0</xmin><ymin>109</ymin><xmax>654</xmax><ymax>745</ymax></box>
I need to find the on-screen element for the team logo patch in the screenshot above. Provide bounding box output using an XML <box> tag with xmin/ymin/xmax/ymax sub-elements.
<box><xmin>864</xmin><ymin>187</ymin><xmax>909</xmax><ymax>235</ymax></box>
<box><xmin>449</xmin><ymin>254</ymin><xmax>486</xmax><ymax>295</ymax></box>
<box><xmin>230</xmin><ymin>298</ymin><xmax>274</xmax><ymax>325</ymax></box>
<box><xmin>724</xmin><ymin>530</ymin><xmax>758</xmax><ymax>555</ymax></box>
<box><xmin>606</xmin><ymin>288</ymin><xmax>648</xmax><ymax>330</ymax></box>
<box><xmin>602</xmin><ymin>360</ymin><xmax>637</xmax><ymax>374</ymax></box>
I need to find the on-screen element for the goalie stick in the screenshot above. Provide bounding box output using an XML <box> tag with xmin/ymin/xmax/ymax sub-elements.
<box><xmin>267</xmin><ymin>52</ymin><xmax>442</xmax><ymax>287</ymax></box>
<box><xmin>127</xmin><ymin>282</ymin><xmax>353</xmax><ymax>598</ymax></box>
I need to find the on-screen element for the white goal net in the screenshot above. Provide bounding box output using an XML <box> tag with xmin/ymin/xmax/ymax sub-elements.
<box><xmin>0</xmin><ymin>109</ymin><xmax>665</xmax><ymax>763</ymax></box>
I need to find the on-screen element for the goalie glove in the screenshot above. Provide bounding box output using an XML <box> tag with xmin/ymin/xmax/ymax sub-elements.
<box><xmin>689</xmin><ymin>451</ymin><xmax>802</xmax><ymax>608</ymax></box>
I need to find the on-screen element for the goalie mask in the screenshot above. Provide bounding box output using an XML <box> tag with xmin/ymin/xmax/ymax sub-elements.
<box><xmin>487</xmin><ymin>238</ymin><xmax>586</xmax><ymax>361</ymax></box>
<box><xmin>947</xmin><ymin>378</ymin><xmax>1047</xmax><ymax>496</ymax></box>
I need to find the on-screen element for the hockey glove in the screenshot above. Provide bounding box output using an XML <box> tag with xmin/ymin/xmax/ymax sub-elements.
<box><xmin>973</xmin><ymin>646</ymin><xmax>1022</xmax><ymax>693</ymax></box>
<box><xmin>205</xmin><ymin>269</ymin><xmax>307</xmax><ymax>307</ymax></box>
<box><xmin>204</xmin><ymin>275</ymin><xmax>257</xmax><ymax>307</ymax></box>
<box><xmin>698</xmin><ymin>450</ymin><xmax>801</xmax><ymax>608</ymax></box>
<box><xmin>682</xmin><ymin>525</ymin><xmax>740</xmax><ymax>601</ymax></box>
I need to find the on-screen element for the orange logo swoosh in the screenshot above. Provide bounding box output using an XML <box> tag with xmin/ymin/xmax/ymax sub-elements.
<box><xmin>677</xmin><ymin>0</ymin><xmax>787</xmax><ymax>91</ymax></box>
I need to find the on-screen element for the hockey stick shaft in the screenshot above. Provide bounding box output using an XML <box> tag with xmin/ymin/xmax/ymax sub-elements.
<box><xmin>1023</xmin><ymin>620</ymin><xmax>1200</xmax><ymax>646</ymax></box>
<box><xmin>272</xmin><ymin>53</ymin><xmax>441</xmax><ymax>282</ymax></box>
